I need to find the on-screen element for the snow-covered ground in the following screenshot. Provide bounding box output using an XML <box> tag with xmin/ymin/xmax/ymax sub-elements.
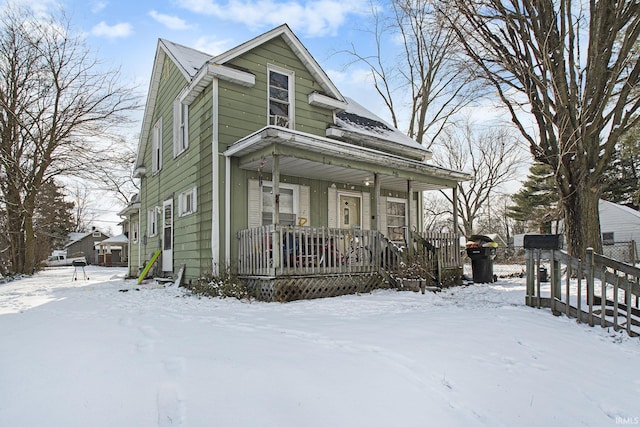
<box><xmin>1</xmin><ymin>266</ymin><xmax>638</xmax><ymax>427</ymax></box>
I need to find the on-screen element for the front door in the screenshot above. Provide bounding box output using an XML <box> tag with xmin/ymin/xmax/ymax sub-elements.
<box><xmin>339</xmin><ymin>195</ymin><xmax>361</xmax><ymax>229</ymax></box>
<box><xmin>162</xmin><ymin>199</ymin><xmax>173</xmax><ymax>272</ymax></box>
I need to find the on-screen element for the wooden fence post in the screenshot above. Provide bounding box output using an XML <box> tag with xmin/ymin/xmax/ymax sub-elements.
<box><xmin>525</xmin><ymin>249</ymin><xmax>534</xmax><ymax>306</ymax></box>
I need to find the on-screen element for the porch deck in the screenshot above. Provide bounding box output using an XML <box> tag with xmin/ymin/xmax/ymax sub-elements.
<box><xmin>237</xmin><ymin>225</ymin><xmax>462</xmax><ymax>301</ymax></box>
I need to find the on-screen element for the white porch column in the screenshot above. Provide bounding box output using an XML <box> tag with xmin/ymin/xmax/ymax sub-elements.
<box><xmin>373</xmin><ymin>173</ymin><xmax>380</xmax><ymax>232</ymax></box>
<box><xmin>271</xmin><ymin>154</ymin><xmax>280</xmax><ymax>269</ymax></box>
<box><xmin>407</xmin><ymin>180</ymin><xmax>414</xmax><ymax>255</ymax></box>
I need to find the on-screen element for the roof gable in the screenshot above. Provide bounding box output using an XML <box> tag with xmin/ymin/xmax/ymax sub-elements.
<box><xmin>159</xmin><ymin>39</ymin><xmax>212</xmax><ymax>80</ymax></box>
<box><xmin>211</xmin><ymin>24</ymin><xmax>343</xmax><ymax>102</ymax></box>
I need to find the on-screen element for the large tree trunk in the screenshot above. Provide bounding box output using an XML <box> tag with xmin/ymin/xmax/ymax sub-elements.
<box><xmin>5</xmin><ymin>190</ymin><xmax>25</xmax><ymax>274</ymax></box>
<box><xmin>23</xmin><ymin>212</ymin><xmax>36</xmax><ymax>274</ymax></box>
<box><xmin>560</xmin><ymin>176</ymin><xmax>602</xmax><ymax>258</ymax></box>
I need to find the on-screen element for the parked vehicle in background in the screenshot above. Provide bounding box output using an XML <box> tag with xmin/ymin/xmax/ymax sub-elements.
<box><xmin>43</xmin><ymin>250</ymin><xmax>87</xmax><ymax>267</ymax></box>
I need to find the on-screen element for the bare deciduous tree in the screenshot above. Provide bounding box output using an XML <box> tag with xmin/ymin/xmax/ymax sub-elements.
<box><xmin>445</xmin><ymin>0</ymin><xmax>640</xmax><ymax>256</ymax></box>
<box><xmin>342</xmin><ymin>0</ymin><xmax>480</xmax><ymax>147</ymax></box>
<box><xmin>0</xmin><ymin>4</ymin><xmax>140</xmax><ymax>273</ymax></box>
<box><xmin>435</xmin><ymin>123</ymin><xmax>526</xmax><ymax>237</ymax></box>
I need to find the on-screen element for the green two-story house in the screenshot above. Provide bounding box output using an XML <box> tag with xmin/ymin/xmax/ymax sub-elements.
<box><xmin>121</xmin><ymin>24</ymin><xmax>470</xmax><ymax>300</ymax></box>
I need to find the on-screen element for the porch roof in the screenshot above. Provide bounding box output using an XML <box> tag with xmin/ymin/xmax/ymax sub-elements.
<box><xmin>223</xmin><ymin>126</ymin><xmax>471</xmax><ymax>192</ymax></box>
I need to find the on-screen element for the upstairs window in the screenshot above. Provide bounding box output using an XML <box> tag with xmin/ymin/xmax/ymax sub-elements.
<box><xmin>151</xmin><ymin>118</ymin><xmax>163</xmax><ymax>174</ymax></box>
<box><xmin>268</xmin><ymin>66</ymin><xmax>294</xmax><ymax>128</ymax></box>
<box><xmin>173</xmin><ymin>100</ymin><xmax>189</xmax><ymax>156</ymax></box>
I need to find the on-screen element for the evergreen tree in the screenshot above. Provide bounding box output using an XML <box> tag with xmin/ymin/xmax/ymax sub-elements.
<box><xmin>602</xmin><ymin>128</ymin><xmax>640</xmax><ymax>210</ymax></box>
<box><xmin>33</xmin><ymin>180</ymin><xmax>75</xmax><ymax>267</ymax></box>
<box><xmin>508</xmin><ymin>163</ymin><xmax>560</xmax><ymax>233</ymax></box>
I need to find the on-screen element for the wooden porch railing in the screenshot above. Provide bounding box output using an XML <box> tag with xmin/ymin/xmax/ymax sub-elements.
<box><xmin>526</xmin><ymin>248</ymin><xmax>640</xmax><ymax>337</ymax></box>
<box><xmin>237</xmin><ymin>225</ymin><xmax>460</xmax><ymax>282</ymax></box>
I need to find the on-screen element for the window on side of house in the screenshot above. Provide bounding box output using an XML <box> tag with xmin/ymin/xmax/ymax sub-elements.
<box><xmin>386</xmin><ymin>199</ymin><xmax>407</xmax><ymax>243</ymax></box>
<box><xmin>132</xmin><ymin>221</ymin><xmax>139</xmax><ymax>243</ymax></box>
<box><xmin>173</xmin><ymin>99</ymin><xmax>189</xmax><ymax>156</ymax></box>
<box><xmin>151</xmin><ymin>118</ymin><xmax>163</xmax><ymax>174</ymax></box>
<box><xmin>178</xmin><ymin>186</ymin><xmax>197</xmax><ymax>217</ymax></box>
<box><xmin>268</xmin><ymin>66</ymin><xmax>294</xmax><ymax>128</ymax></box>
<box><xmin>261</xmin><ymin>183</ymin><xmax>298</xmax><ymax>226</ymax></box>
<box><xmin>147</xmin><ymin>208</ymin><xmax>158</xmax><ymax>237</ymax></box>
<box><xmin>602</xmin><ymin>232</ymin><xmax>615</xmax><ymax>245</ymax></box>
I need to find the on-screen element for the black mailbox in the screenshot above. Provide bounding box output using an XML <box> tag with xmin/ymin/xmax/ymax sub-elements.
<box><xmin>523</xmin><ymin>234</ymin><xmax>563</xmax><ymax>250</ymax></box>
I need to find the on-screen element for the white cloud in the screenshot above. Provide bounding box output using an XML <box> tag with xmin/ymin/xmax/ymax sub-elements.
<box><xmin>149</xmin><ymin>10</ymin><xmax>193</xmax><ymax>30</ymax></box>
<box><xmin>192</xmin><ymin>35</ymin><xmax>233</xmax><ymax>56</ymax></box>
<box><xmin>175</xmin><ymin>0</ymin><xmax>368</xmax><ymax>37</ymax></box>
<box><xmin>5</xmin><ymin>0</ymin><xmax>56</xmax><ymax>17</ymax></box>
<box><xmin>91</xmin><ymin>21</ymin><xmax>133</xmax><ymax>39</ymax></box>
<box><xmin>91</xmin><ymin>1</ymin><xmax>107</xmax><ymax>13</ymax></box>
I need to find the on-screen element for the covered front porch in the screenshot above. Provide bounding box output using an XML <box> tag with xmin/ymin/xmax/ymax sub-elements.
<box><xmin>237</xmin><ymin>225</ymin><xmax>461</xmax><ymax>301</ymax></box>
<box><xmin>225</xmin><ymin>126</ymin><xmax>470</xmax><ymax>301</ymax></box>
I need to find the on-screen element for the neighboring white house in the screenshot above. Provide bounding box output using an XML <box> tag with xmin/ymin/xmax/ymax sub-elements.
<box><xmin>514</xmin><ymin>199</ymin><xmax>640</xmax><ymax>262</ymax></box>
<box><xmin>599</xmin><ymin>199</ymin><xmax>640</xmax><ymax>259</ymax></box>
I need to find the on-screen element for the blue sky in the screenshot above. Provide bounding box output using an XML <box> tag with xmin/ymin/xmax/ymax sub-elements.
<box><xmin>54</xmin><ymin>0</ymin><xmax>388</xmax><ymax>119</ymax></box>
<box><xmin>8</xmin><ymin>0</ymin><xmax>401</xmax><ymax>230</ymax></box>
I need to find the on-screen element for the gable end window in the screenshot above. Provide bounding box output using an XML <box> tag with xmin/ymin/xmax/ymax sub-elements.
<box><xmin>178</xmin><ymin>186</ymin><xmax>197</xmax><ymax>217</ymax></box>
<box><xmin>173</xmin><ymin>100</ymin><xmax>189</xmax><ymax>156</ymax></box>
<box><xmin>268</xmin><ymin>66</ymin><xmax>294</xmax><ymax>128</ymax></box>
<box><xmin>151</xmin><ymin>118</ymin><xmax>163</xmax><ymax>174</ymax></box>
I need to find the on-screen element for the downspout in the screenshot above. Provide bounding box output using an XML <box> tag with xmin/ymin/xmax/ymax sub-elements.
<box><xmin>452</xmin><ymin>185</ymin><xmax>460</xmax><ymax>267</ymax></box>
<box><xmin>211</xmin><ymin>78</ymin><xmax>220</xmax><ymax>274</ymax></box>
<box><xmin>137</xmin><ymin>208</ymin><xmax>141</xmax><ymax>275</ymax></box>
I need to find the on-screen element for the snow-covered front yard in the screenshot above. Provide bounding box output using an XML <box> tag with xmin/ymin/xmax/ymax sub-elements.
<box><xmin>1</xmin><ymin>266</ymin><xmax>638</xmax><ymax>427</ymax></box>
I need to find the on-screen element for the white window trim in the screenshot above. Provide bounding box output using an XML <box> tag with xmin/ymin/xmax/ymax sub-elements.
<box><xmin>260</xmin><ymin>181</ymin><xmax>299</xmax><ymax>220</ymax></box>
<box><xmin>147</xmin><ymin>207</ymin><xmax>159</xmax><ymax>237</ymax></box>
<box><xmin>386</xmin><ymin>197</ymin><xmax>408</xmax><ymax>242</ymax></box>
<box><xmin>337</xmin><ymin>191</ymin><xmax>363</xmax><ymax>229</ymax></box>
<box><xmin>173</xmin><ymin>99</ymin><xmax>189</xmax><ymax>157</ymax></box>
<box><xmin>151</xmin><ymin>118</ymin><xmax>163</xmax><ymax>174</ymax></box>
<box><xmin>132</xmin><ymin>221</ymin><xmax>139</xmax><ymax>244</ymax></box>
<box><xmin>267</xmin><ymin>64</ymin><xmax>295</xmax><ymax>129</ymax></box>
<box><xmin>178</xmin><ymin>186</ymin><xmax>198</xmax><ymax>217</ymax></box>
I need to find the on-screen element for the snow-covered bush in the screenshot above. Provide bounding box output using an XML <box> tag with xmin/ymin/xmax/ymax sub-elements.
<box><xmin>191</xmin><ymin>266</ymin><xmax>252</xmax><ymax>300</ymax></box>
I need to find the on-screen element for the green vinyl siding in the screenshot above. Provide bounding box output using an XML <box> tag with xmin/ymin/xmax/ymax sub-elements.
<box><xmin>139</xmin><ymin>54</ymin><xmax>214</xmax><ymax>279</ymax></box>
<box><xmin>219</xmin><ymin>36</ymin><xmax>333</xmax><ymax>149</ymax></box>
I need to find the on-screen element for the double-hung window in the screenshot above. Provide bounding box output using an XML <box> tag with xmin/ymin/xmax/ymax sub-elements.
<box><xmin>268</xmin><ymin>66</ymin><xmax>294</xmax><ymax>128</ymax></box>
<box><xmin>261</xmin><ymin>183</ymin><xmax>298</xmax><ymax>225</ymax></box>
<box><xmin>151</xmin><ymin>118</ymin><xmax>162</xmax><ymax>174</ymax></box>
<box><xmin>147</xmin><ymin>208</ymin><xmax>158</xmax><ymax>237</ymax></box>
<box><xmin>178</xmin><ymin>186</ymin><xmax>197</xmax><ymax>217</ymax></box>
<box><xmin>132</xmin><ymin>221</ymin><xmax>139</xmax><ymax>243</ymax></box>
<box><xmin>173</xmin><ymin>100</ymin><xmax>188</xmax><ymax>156</ymax></box>
<box><xmin>386</xmin><ymin>199</ymin><xmax>407</xmax><ymax>243</ymax></box>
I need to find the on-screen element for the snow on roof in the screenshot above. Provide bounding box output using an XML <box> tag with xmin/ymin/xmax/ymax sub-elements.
<box><xmin>160</xmin><ymin>39</ymin><xmax>212</xmax><ymax>79</ymax></box>
<box><xmin>335</xmin><ymin>97</ymin><xmax>429</xmax><ymax>153</ymax></box>
<box><xmin>98</xmin><ymin>234</ymin><xmax>129</xmax><ymax>244</ymax></box>
<box><xmin>600</xmin><ymin>199</ymin><xmax>640</xmax><ymax>219</ymax></box>
<box><xmin>68</xmin><ymin>232</ymin><xmax>89</xmax><ymax>244</ymax></box>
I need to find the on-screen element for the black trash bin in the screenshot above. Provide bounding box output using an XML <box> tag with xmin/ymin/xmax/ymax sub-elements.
<box><xmin>466</xmin><ymin>235</ymin><xmax>497</xmax><ymax>283</ymax></box>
